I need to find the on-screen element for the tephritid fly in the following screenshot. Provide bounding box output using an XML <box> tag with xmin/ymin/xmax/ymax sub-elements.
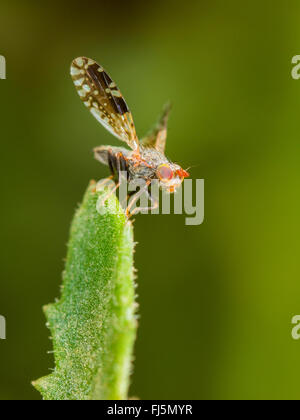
<box><xmin>70</xmin><ymin>57</ymin><xmax>190</xmax><ymax>216</ymax></box>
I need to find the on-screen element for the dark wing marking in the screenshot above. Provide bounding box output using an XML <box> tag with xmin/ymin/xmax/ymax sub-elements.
<box><xmin>141</xmin><ymin>102</ymin><xmax>171</xmax><ymax>154</ymax></box>
<box><xmin>71</xmin><ymin>57</ymin><xmax>139</xmax><ymax>152</ymax></box>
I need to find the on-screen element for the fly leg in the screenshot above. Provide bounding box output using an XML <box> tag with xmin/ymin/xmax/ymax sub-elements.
<box><xmin>116</xmin><ymin>152</ymin><xmax>128</xmax><ymax>182</ymax></box>
<box><xmin>96</xmin><ymin>150</ymin><xmax>124</xmax><ymax>194</ymax></box>
<box><xmin>129</xmin><ymin>190</ymin><xmax>159</xmax><ymax>217</ymax></box>
<box><xmin>126</xmin><ymin>181</ymin><xmax>150</xmax><ymax>218</ymax></box>
<box><xmin>94</xmin><ymin>148</ymin><xmax>129</xmax><ymax>212</ymax></box>
<box><xmin>126</xmin><ymin>181</ymin><xmax>159</xmax><ymax>218</ymax></box>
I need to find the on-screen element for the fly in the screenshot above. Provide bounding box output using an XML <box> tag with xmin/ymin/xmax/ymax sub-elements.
<box><xmin>70</xmin><ymin>57</ymin><xmax>190</xmax><ymax>216</ymax></box>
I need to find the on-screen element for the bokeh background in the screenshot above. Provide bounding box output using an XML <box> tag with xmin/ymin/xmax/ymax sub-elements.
<box><xmin>0</xmin><ymin>0</ymin><xmax>300</xmax><ymax>400</ymax></box>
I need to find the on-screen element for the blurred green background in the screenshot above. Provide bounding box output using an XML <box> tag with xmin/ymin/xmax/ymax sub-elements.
<box><xmin>0</xmin><ymin>0</ymin><xmax>300</xmax><ymax>400</ymax></box>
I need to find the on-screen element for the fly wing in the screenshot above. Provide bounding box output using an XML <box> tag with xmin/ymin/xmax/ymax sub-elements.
<box><xmin>141</xmin><ymin>102</ymin><xmax>171</xmax><ymax>154</ymax></box>
<box><xmin>71</xmin><ymin>57</ymin><xmax>139</xmax><ymax>152</ymax></box>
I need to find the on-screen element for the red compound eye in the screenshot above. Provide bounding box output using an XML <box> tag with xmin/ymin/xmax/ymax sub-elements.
<box><xmin>157</xmin><ymin>164</ymin><xmax>174</xmax><ymax>181</ymax></box>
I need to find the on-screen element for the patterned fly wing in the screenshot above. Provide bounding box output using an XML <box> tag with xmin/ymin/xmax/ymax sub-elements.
<box><xmin>71</xmin><ymin>57</ymin><xmax>139</xmax><ymax>152</ymax></box>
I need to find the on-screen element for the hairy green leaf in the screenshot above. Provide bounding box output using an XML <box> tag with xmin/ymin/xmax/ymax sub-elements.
<box><xmin>33</xmin><ymin>182</ymin><xmax>137</xmax><ymax>400</ymax></box>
